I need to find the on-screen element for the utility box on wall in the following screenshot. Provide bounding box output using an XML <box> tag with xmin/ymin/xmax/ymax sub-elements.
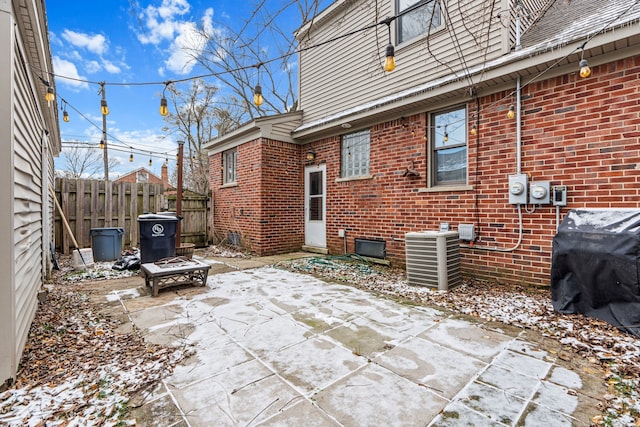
<box><xmin>405</xmin><ymin>231</ymin><xmax>462</xmax><ymax>291</ymax></box>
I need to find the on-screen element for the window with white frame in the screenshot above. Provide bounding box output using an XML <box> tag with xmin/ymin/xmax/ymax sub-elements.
<box><xmin>431</xmin><ymin>106</ymin><xmax>467</xmax><ymax>186</ymax></box>
<box><xmin>396</xmin><ymin>0</ymin><xmax>442</xmax><ymax>44</ymax></box>
<box><xmin>223</xmin><ymin>148</ymin><xmax>237</xmax><ymax>184</ymax></box>
<box><xmin>341</xmin><ymin>129</ymin><xmax>370</xmax><ymax>178</ymax></box>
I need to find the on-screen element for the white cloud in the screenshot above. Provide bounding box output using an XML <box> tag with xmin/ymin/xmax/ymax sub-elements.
<box><xmin>137</xmin><ymin>0</ymin><xmax>190</xmax><ymax>45</ymax></box>
<box><xmin>102</xmin><ymin>60</ymin><xmax>121</xmax><ymax>74</ymax></box>
<box><xmin>62</xmin><ymin>30</ymin><xmax>108</xmax><ymax>55</ymax></box>
<box><xmin>136</xmin><ymin>3</ymin><xmax>218</xmax><ymax>75</ymax></box>
<box><xmin>52</xmin><ymin>56</ymin><xmax>89</xmax><ymax>90</ymax></box>
<box><xmin>85</xmin><ymin>60</ymin><xmax>101</xmax><ymax>74</ymax></box>
<box><xmin>165</xmin><ymin>21</ymin><xmax>209</xmax><ymax>74</ymax></box>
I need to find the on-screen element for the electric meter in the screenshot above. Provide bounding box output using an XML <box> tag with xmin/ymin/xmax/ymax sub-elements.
<box><xmin>508</xmin><ymin>174</ymin><xmax>528</xmax><ymax>204</ymax></box>
<box><xmin>529</xmin><ymin>181</ymin><xmax>550</xmax><ymax>204</ymax></box>
<box><xmin>510</xmin><ymin>182</ymin><xmax>525</xmax><ymax>195</ymax></box>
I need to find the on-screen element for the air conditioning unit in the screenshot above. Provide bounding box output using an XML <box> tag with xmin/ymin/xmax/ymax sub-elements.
<box><xmin>405</xmin><ymin>231</ymin><xmax>462</xmax><ymax>291</ymax></box>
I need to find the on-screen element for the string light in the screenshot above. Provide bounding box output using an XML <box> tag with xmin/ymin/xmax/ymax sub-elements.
<box><xmin>62</xmin><ymin>102</ymin><xmax>69</xmax><ymax>122</ymax></box>
<box><xmin>41</xmin><ymin>0</ymin><xmax>631</xmax><ymax>160</ymax></box>
<box><xmin>253</xmin><ymin>63</ymin><xmax>264</xmax><ymax>107</ymax></box>
<box><xmin>100</xmin><ymin>99</ymin><xmax>109</xmax><ymax>115</ymax></box>
<box><xmin>148</xmin><ymin>153</ymin><xmax>153</xmax><ymax>167</ymax></box>
<box><xmin>578</xmin><ymin>42</ymin><xmax>591</xmax><ymax>78</ymax></box>
<box><xmin>471</xmin><ymin>124</ymin><xmax>477</xmax><ymax>135</ymax></box>
<box><xmin>507</xmin><ymin>105</ymin><xmax>515</xmax><ymax>119</ymax></box>
<box><xmin>129</xmin><ymin>151</ymin><xmax>134</xmax><ymax>162</ymax></box>
<box><xmin>45</xmin><ymin>86</ymin><xmax>55</xmax><ymax>105</ymax></box>
<box><xmin>99</xmin><ymin>140</ymin><xmax>104</xmax><ymax>150</ymax></box>
<box><xmin>160</xmin><ymin>81</ymin><xmax>170</xmax><ymax>116</ymax></box>
<box><xmin>382</xmin><ymin>17</ymin><xmax>396</xmax><ymax>72</ymax></box>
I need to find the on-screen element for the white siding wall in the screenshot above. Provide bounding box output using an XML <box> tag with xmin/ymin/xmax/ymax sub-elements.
<box><xmin>13</xmin><ymin>50</ymin><xmax>46</xmax><ymax>367</ymax></box>
<box><xmin>0</xmin><ymin>5</ymin><xmax>16</xmax><ymax>385</ymax></box>
<box><xmin>298</xmin><ymin>0</ymin><xmax>508</xmax><ymax>123</ymax></box>
<box><xmin>1</xmin><ymin>0</ymin><xmax>58</xmax><ymax>386</ymax></box>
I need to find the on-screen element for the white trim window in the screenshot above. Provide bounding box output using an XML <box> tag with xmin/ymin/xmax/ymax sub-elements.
<box><xmin>341</xmin><ymin>129</ymin><xmax>370</xmax><ymax>178</ymax></box>
<box><xmin>431</xmin><ymin>106</ymin><xmax>467</xmax><ymax>186</ymax></box>
<box><xmin>397</xmin><ymin>0</ymin><xmax>442</xmax><ymax>44</ymax></box>
<box><xmin>223</xmin><ymin>148</ymin><xmax>237</xmax><ymax>184</ymax></box>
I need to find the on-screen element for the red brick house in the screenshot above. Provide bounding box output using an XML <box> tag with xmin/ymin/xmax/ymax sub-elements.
<box><xmin>206</xmin><ymin>0</ymin><xmax>640</xmax><ymax>286</ymax></box>
<box><xmin>115</xmin><ymin>164</ymin><xmax>171</xmax><ymax>190</ymax></box>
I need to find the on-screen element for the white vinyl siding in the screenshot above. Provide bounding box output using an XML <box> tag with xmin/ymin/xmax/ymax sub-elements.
<box><xmin>1</xmin><ymin>1</ymin><xmax>58</xmax><ymax>384</ymax></box>
<box><xmin>341</xmin><ymin>129</ymin><xmax>370</xmax><ymax>178</ymax></box>
<box><xmin>297</xmin><ymin>0</ymin><xmax>505</xmax><ymax>124</ymax></box>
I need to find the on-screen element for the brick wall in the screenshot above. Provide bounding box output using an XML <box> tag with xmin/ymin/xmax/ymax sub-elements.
<box><xmin>317</xmin><ymin>56</ymin><xmax>640</xmax><ymax>286</ymax></box>
<box><xmin>209</xmin><ymin>56</ymin><xmax>639</xmax><ymax>285</ymax></box>
<box><xmin>209</xmin><ymin>139</ymin><xmax>304</xmax><ymax>255</ymax></box>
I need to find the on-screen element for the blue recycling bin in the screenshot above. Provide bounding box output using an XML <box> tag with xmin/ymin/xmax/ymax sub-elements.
<box><xmin>90</xmin><ymin>227</ymin><xmax>125</xmax><ymax>261</ymax></box>
<box><xmin>138</xmin><ymin>214</ymin><xmax>181</xmax><ymax>263</ymax></box>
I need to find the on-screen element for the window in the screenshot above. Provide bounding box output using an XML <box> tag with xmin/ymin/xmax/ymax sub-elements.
<box><xmin>431</xmin><ymin>106</ymin><xmax>467</xmax><ymax>186</ymax></box>
<box><xmin>397</xmin><ymin>0</ymin><xmax>442</xmax><ymax>44</ymax></box>
<box><xmin>341</xmin><ymin>129</ymin><xmax>370</xmax><ymax>178</ymax></box>
<box><xmin>136</xmin><ymin>171</ymin><xmax>148</xmax><ymax>182</ymax></box>
<box><xmin>223</xmin><ymin>149</ymin><xmax>237</xmax><ymax>184</ymax></box>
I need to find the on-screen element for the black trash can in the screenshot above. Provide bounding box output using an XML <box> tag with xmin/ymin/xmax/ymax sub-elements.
<box><xmin>138</xmin><ymin>214</ymin><xmax>181</xmax><ymax>263</ymax></box>
<box><xmin>551</xmin><ymin>208</ymin><xmax>640</xmax><ymax>337</ymax></box>
<box><xmin>90</xmin><ymin>227</ymin><xmax>125</xmax><ymax>261</ymax></box>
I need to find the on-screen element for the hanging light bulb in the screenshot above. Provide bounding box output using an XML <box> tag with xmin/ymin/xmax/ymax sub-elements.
<box><xmin>99</xmin><ymin>140</ymin><xmax>104</xmax><ymax>150</ymax></box>
<box><xmin>165</xmin><ymin>157</ymin><xmax>169</xmax><ymax>165</ymax></box>
<box><xmin>148</xmin><ymin>154</ymin><xmax>153</xmax><ymax>167</ymax></box>
<box><xmin>100</xmin><ymin>99</ymin><xmax>109</xmax><ymax>115</ymax></box>
<box><xmin>382</xmin><ymin>16</ymin><xmax>396</xmax><ymax>72</ymax></box>
<box><xmin>444</xmin><ymin>132</ymin><xmax>449</xmax><ymax>143</ymax></box>
<box><xmin>253</xmin><ymin>62</ymin><xmax>264</xmax><ymax>107</ymax></box>
<box><xmin>384</xmin><ymin>44</ymin><xmax>396</xmax><ymax>72</ymax></box>
<box><xmin>45</xmin><ymin>86</ymin><xmax>55</xmax><ymax>104</ymax></box>
<box><xmin>159</xmin><ymin>96</ymin><xmax>168</xmax><ymax>116</ymax></box>
<box><xmin>471</xmin><ymin>124</ymin><xmax>477</xmax><ymax>135</ymax></box>
<box><xmin>129</xmin><ymin>152</ymin><xmax>134</xmax><ymax>162</ymax></box>
<box><xmin>253</xmin><ymin>84</ymin><xmax>264</xmax><ymax>107</ymax></box>
<box><xmin>63</xmin><ymin>109</ymin><xmax>69</xmax><ymax>123</ymax></box>
<box><xmin>507</xmin><ymin>105</ymin><xmax>515</xmax><ymax>119</ymax></box>
<box><xmin>579</xmin><ymin>59</ymin><xmax>591</xmax><ymax>78</ymax></box>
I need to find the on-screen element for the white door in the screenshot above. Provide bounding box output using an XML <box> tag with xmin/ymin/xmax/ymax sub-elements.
<box><xmin>304</xmin><ymin>164</ymin><xmax>326</xmax><ymax>248</ymax></box>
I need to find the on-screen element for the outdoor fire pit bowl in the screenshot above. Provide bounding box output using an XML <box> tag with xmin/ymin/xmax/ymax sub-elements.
<box><xmin>175</xmin><ymin>243</ymin><xmax>195</xmax><ymax>259</ymax></box>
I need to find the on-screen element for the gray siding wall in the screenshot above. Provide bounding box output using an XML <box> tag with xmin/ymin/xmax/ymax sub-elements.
<box><xmin>1</xmin><ymin>0</ymin><xmax>58</xmax><ymax>385</ymax></box>
<box><xmin>13</xmin><ymin>47</ymin><xmax>46</xmax><ymax>367</ymax></box>
<box><xmin>0</xmin><ymin>6</ymin><xmax>15</xmax><ymax>385</ymax></box>
<box><xmin>297</xmin><ymin>0</ymin><xmax>509</xmax><ymax>123</ymax></box>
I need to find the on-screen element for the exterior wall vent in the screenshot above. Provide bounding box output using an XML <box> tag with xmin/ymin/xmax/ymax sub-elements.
<box><xmin>354</xmin><ymin>238</ymin><xmax>386</xmax><ymax>259</ymax></box>
<box><xmin>405</xmin><ymin>231</ymin><xmax>462</xmax><ymax>291</ymax></box>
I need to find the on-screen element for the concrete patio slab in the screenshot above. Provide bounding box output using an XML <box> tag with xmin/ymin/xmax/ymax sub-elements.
<box><xmin>94</xmin><ymin>258</ymin><xmax>607</xmax><ymax>427</ymax></box>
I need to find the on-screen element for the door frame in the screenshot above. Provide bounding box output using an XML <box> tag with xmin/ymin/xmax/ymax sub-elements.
<box><xmin>304</xmin><ymin>164</ymin><xmax>326</xmax><ymax>248</ymax></box>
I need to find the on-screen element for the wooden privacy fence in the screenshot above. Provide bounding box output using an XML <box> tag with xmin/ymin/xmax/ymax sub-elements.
<box><xmin>166</xmin><ymin>190</ymin><xmax>210</xmax><ymax>247</ymax></box>
<box><xmin>53</xmin><ymin>178</ymin><xmax>210</xmax><ymax>254</ymax></box>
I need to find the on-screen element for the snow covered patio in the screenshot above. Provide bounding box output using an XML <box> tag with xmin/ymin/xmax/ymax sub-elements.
<box><xmin>104</xmin><ymin>256</ymin><xmax>605</xmax><ymax>426</ymax></box>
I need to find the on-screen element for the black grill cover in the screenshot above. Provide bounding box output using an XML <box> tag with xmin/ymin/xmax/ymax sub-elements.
<box><xmin>551</xmin><ymin>209</ymin><xmax>640</xmax><ymax>337</ymax></box>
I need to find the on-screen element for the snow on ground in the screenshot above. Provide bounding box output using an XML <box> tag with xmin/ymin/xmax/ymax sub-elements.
<box><xmin>1</xmin><ymin>251</ymin><xmax>639</xmax><ymax>425</ymax></box>
<box><xmin>278</xmin><ymin>256</ymin><xmax>640</xmax><ymax>426</ymax></box>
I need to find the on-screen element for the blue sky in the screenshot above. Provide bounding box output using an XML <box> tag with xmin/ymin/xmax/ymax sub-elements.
<box><xmin>46</xmin><ymin>0</ymin><xmax>326</xmax><ymax>179</ymax></box>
